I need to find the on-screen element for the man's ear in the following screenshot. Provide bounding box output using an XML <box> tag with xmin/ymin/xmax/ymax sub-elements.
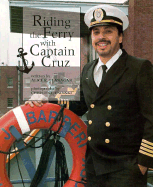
<box><xmin>119</xmin><ymin>33</ymin><xmax>123</xmax><ymax>44</ymax></box>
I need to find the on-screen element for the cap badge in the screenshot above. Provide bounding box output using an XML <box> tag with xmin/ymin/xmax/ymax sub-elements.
<box><xmin>94</xmin><ymin>8</ymin><xmax>104</xmax><ymax>21</ymax></box>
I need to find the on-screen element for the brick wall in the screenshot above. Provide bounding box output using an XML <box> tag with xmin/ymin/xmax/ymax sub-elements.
<box><xmin>0</xmin><ymin>67</ymin><xmax>20</xmax><ymax>116</ymax></box>
<box><xmin>124</xmin><ymin>0</ymin><xmax>153</xmax><ymax>63</ymax></box>
<box><xmin>81</xmin><ymin>37</ymin><xmax>89</xmax><ymax>71</ymax></box>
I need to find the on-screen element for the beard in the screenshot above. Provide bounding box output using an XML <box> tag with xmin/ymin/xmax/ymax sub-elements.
<box><xmin>96</xmin><ymin>48</ymin><xmax>111</xmax><ymax>57</ymax></box>
<box><xmin>94</xmin><ymin>39</ymin><xmax>120</xmax><ymax>58</ymax></box>
<box><xmin>95</xmin><ymin>39</ymin><xmax>111</xmax><ymax>57</ymax></box>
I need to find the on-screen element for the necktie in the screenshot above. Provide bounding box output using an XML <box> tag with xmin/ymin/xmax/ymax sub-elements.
<box><xmin>102</xmin><ymin>65</ymin><xmax>107</xmax><ymax>81</ymax></box>
<box><xmin>94</xmin><ymin>65</ymin><xmax>107</xmax><ymax>86</ymax></box>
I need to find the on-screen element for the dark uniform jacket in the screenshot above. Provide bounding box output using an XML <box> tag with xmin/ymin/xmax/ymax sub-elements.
<box><xmin>70</xmin><ymin>49</ymin><xmax>153</xmax><ymax>175</ymax></box>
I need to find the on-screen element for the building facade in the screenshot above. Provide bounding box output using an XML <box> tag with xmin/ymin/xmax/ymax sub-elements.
<box><xmin>0</xmin><ymin>66</ymin><xmax>23</xmax><ymax>117</ymax></box>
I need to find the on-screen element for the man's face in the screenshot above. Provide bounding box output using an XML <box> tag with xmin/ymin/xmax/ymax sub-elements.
<box><xmin>91</xmin><ymin>25</ymin><xmax>123</xmax><ymax>59</ymax></box>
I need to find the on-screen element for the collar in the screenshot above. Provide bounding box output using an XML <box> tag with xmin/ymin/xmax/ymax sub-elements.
<box><xmin>95</xmin><ymin>49</ymin><xmax>123</xmax><ymax>72</ymax></box>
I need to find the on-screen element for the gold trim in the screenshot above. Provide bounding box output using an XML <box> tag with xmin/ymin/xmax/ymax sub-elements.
<box><xmin>141</xmin><ymin>142</ymin><xmax>153</xmax><ymax>150</ymax></box>
<box><xmin>139</xmin><ymin>150</ymin><xmax>153</xmax><ymax>158</ymax></box>
<box><xmin>90</xmin><ymin>20</ymin><xmax>123</xmax><ymax>27</ymax></box>
<box><xmin>142</xmin><ymin>139</ymin><xmax>153</xmax><ymax>146</ymax></box>
<box><xmin>140</xmin><ymin>146</ymin><xmax>153</xmax><ymax>154</ymax></box>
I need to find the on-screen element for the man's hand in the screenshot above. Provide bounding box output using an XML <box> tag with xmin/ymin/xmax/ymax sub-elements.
<box><xmin>25</xmin><ymin>94</ymin><xmax>48</xmax><ymax>107</ymax></box>
<box><xmin>138</xmin><ymin>164</ymin><xmax>147</xmax><ymax>175</ymax></box>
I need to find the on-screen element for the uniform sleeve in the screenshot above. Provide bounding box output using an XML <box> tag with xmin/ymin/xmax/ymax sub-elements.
<box><xmin>69</xmin><ymin>69</ymin><xmax>88</xmax><ymax>116</ymax></box>
<box><xmin>136</xmin><ymin>60</ymin><xmax>153</xmax><ymax>168</ymax></box>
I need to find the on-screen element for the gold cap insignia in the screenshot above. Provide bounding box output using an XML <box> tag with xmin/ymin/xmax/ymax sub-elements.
<box><xmin>94</xmin><ymin>8</ymin><xmax>104</xmax><ymax>22</ymax></box>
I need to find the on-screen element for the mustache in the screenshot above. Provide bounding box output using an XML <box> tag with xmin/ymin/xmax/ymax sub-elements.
<box><xmin>96</xmin><ymin>39</ymin><xmax>111</xmax><ymax>45</ymax></box>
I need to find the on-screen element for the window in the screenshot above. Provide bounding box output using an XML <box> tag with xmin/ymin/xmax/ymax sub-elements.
<box><xmin>7</xmin><ymin>98</ymin><xmax>13</xmax><ymax>108</ymax></box>
<box><xmin>7</xmin><ymin>78</ymin><xmax>13</xmax><ymax>88</ymax></box>
<box><xmin>24</xmin><ymin>78</ymin><xmax>30</xmax><ymax>88</ymax></box>
<box><xmin>53</xmin><ymin>73</ymin><xmax>58</xmax><ymax>79</ymax></box>
<box><xmin>41</xmin><ymin>81</ymin><xmax>47</xmax><ymax>88</ymax></box>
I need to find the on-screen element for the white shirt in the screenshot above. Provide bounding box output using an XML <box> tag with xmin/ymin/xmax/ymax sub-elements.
<box><xmin>94</xmin><ymin>49</ymin><xmax>123</xmax><ymax>86</ymax></box>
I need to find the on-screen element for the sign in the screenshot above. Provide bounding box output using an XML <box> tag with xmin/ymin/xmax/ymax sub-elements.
<box><xmin>20</xmin><ymin>7</ymin><xmax>80</xmax><ymax>101</ymax></box>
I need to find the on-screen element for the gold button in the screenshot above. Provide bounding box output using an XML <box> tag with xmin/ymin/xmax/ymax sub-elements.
<box><xmin>105</xmin><ymin>122</ymin><xmax>110</xmax><ymax>127</ymax></box>
<box><xmin>90</xmin><ymin>104</ymin><xmax>95</xmax><ymax>108</ymax></box>
<box><xmin>88</xmin><ymin>136</ymin><xmax>91</xmax><ymax>141</ymax></box>
<box><xmin>105</xmin><ymin>139</ymin><xmax>110</xmax><ymax>143</ymax></box>
<box><xmin>88</xmin><ymin>120</ymin><xmax>92</xmax><ymax>125</ymax></box>
<box><xmin>107</xmin><ymin>105</ymin><xmax>112</xmax><ymax>110</ymax></box>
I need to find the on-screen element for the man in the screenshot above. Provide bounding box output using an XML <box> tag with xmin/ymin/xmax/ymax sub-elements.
<box><xmin>26</xmin><ymin>5</ymin><xmax>153</xmax><ymax>187</ymax></box>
